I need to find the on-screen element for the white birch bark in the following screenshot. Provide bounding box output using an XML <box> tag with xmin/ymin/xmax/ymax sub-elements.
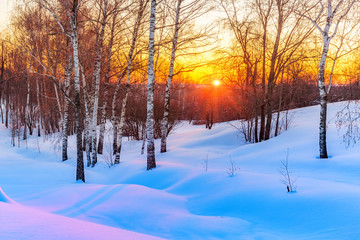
<box><xmin>98</xmin><ymin>11</ymin><xmax>117</xmax><ymax>155</ymax></box>
<box><xmin>114</xmin><ymin>0</ymin><xmax>147</xmax><ymax>164</ymax></box>
<box><xmin>302</xmin><ymin>0</ymin><xmax>356</xmax><ymax>158</ymax></box>
<box><xmin>111</xmin><ymin>74</ymin><xmax>125</xmax><ymax>155</ymax></box>
<box><xmin>61</xmin><ymin>53</ymin><xmax>72</xmax><ymax>161</ymax></box>
<box><xmin>90</xmin><ymin>0</ymin><xmax>108</xmax><ymax>167</ymax></box>
<box><xmin>141</xmin><ymin>126</ymin><xmax>146</xmax><ymax>155</ymax></box>
<box><xmin>39</xmin><ymin>0</ymin><xmax>85</xmax><ymax>181</ymax></box>
<box><xmin>35</xmin><ymin>77</ymin><xmax>41</xmax><ymax>137</ymax></box>
<box><xmin>160</xmin><ymin>0</ymin><xmax>182</xmax><ymax>153</ymax></box>
<box><xmin>318</xmin><ymin>37</ymin><xmax>330</xmax><ymax>158</ymax></box>
<box><xmin>25</xmin><ymin>63</ymin><xmax>32</xmax><ymax>140</ymax></box>
<box><xmin>68</xmin><ymin>0</ymin><xmax>85</xmax><ymax>182</ymax></box>
<box><xmin>146</xmin><ymin>0</ymin><xmax>157</xmax><ymax>170</ymax></box>
<box><xmin>81</xmin><ymin>65</ymin><xmax>92</xmax><ymax>167</ymax></box>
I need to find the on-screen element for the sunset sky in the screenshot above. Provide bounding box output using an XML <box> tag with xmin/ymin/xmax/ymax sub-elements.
<box><xmin>0</xmin><ymin>0</ymin><xmax>229</xmax><ymax>84</ymax></box>
<box><xmin>0</xmin><ymin>0</ymin><xmax>13</xmax><ymax>30</ymax></box>
<box><xmin>0</xmin><ymin>0</ymin><xmax>351</xmax><ymax>85</ymax></box>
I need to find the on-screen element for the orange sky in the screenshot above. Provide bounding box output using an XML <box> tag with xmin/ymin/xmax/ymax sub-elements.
<box><xmin>1</xmin><ymin>1</ymin><xmax>351</xmax><ymax>85</ymax></box>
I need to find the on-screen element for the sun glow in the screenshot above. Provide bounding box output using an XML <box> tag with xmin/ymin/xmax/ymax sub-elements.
<box><xmin>213</xmin><ymin>80</ymin><xmax>221</xmax><ymax>86</ymax></box>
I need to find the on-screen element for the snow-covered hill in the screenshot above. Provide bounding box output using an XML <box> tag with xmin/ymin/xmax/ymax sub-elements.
<box><xmin>1</xmin><ymin>102</ymin><xmax>360</xmax><ymax>239</ymax></box>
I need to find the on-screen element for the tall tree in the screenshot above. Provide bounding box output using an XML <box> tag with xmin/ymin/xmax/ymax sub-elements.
<box><xmin>68</xmin><ymin>0</ymin><xmax>85</xmax><ymax>181</ymax></box>
<box><xmin>301</xmin><ymin>0</ymin><xmax>356</xmax><ymax>158</ymax></box>
<box><xmin>114</xmin><ymin>0</ymin><xmax>148</xmax><ymax>164</ymax></box>
<box><xmin>160</xmin><ymin>0</ymin><xmax>182</xmax><ymax>153</ymax></box>
<box><xmin>146</xmin><ymin>0</ymin><xmax>157</xmax><ymax>170</ymax></box>
<box><xmin>97</xmin><ymin>4</ymin><xmax>119</xmax><ymax>155</ymax></box>
<box><xmin>38</xmin><ymin>0</ymin><xmax>85</xmax><ymax>181</ymax></box>
<box><xmin>90</xmin><ymin>0</ymin><xmax>108</xmax><ymax>167</ymax></box>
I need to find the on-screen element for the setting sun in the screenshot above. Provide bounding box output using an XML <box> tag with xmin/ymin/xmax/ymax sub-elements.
<box><xmin>213</xmin><ymin>80</ymin><xmax>220</xmax><ymax>86</ymax></box>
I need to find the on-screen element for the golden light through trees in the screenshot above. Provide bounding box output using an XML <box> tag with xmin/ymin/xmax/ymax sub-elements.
<box><xmin>1</xmin><ymin>0</ymin><xmax>358</xmax><ymax>86</ymax></box>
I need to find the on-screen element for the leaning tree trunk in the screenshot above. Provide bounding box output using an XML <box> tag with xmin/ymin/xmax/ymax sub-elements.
<box><xmin>146</xmin><ymin>0</ymin><xmax>157</xmax><ymax>170</ymax></box>
<box><xmin>264</xmin><ymin>6</ymin><xmax>283</xmax><ymax>140</ymax></box>
<box><xmin>160</xmin><ymin>0</ymin><xmax>182</xmax><ymax>153</ymax></box>
<box><xmin>90</xmin><ymin>0</ymin><xmax>107</xmax><ymax>167</ymax></box>
<box><xmin>98</xmin><ymin>12</ymin><xmax>116</xmax><ymax>155</ymax></box>
<box><xmin>114</xmin><ymin>0</ymin><xmax>146</xmax><ymax>164</ymax></box>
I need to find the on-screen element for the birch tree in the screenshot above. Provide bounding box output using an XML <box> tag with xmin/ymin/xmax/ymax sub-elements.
<box><xmin>37</xmin><ymin>0</ymin><xmax>85</xmax><ymax>181</ymax></box>
<box><xmin>146</xmin><ymin>0</ymin><xmax>157</xmax><ymax>170</ymax></box>
<box><xmin>68</xmin><ymin>0</ymin><xmax>85</xmax><ymax>181</ymax></box>
<box><xmin>97</xmin><ymin>5</ymin><xmax>119</xmax><ymax>155</ymax></box>
<box><xmin>301</xmin><ymin>0</ymin><xmax>356</xmax><ymax>158</ymax></box>
<box><xmin>160</xmin><ymin>0</ymin><xmax>182</xmax><ymax>153</ymax></box>
<box><xmin>62</xmin><ymin>44</ymin><xmax>72</xmax><ymax>161</ymax></box>
<box><xmin>114</xmin><ymin>0</ymin><xmax>148</xmax><ymax>164</ymax></box>
<box><xmin>90</xmin><ymin>0</ymin><xmax>108</xmax><ymax>167</ymax></box>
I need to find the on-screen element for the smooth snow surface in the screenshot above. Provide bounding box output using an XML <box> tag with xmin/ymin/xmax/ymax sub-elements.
<box><xmin>1</xmin><ymin>102</ymin><xmax>360</xmax><ymax>239</ymax></box>
<box><xmin>0</xmin><ymin>202</ymin><xmax>162</xmax><ymax>240</ymax></box>
<box><xmin>0</xmin><ymin>187</ymin><xmax>13</xmax><ymax>203</ymax></box>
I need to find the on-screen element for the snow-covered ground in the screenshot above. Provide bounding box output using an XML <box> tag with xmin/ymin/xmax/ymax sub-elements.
<box><xmin>1</xmin><ymin>102</ymin><xmax>360</xmax><ymax>239</ymax></box>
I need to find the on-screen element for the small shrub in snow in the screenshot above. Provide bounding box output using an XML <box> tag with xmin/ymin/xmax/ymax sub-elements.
<box><xmin>336</xmin><ymin>101</ymin><xmax>360</xmax><ymax>148</ymax></box>
<box><xmin>280</xmin><ymin>149</ymin><xmax>297</xmax><ymax>193</ymax></box>
<box><xmin>202</xmin><ymin>154</ymin><xmax>209</xmax><ymax>172</ymax></box>
<box><xmin>227</xmin><ymin>157</ymin><xmax>240</xmax><ymax>177</ymax></box>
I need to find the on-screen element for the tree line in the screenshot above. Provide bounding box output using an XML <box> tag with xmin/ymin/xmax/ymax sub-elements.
<box><xmin>1</xmin><ymin>0</ymin><xmax>360</xmax><ymax>182</ymax></box>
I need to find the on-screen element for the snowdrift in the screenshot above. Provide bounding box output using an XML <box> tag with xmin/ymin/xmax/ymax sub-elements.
<box><xmin>0</xmin><ymin>187</ymin><xmax>13</xmax><ymax>203</ymax></box>
<box><xmin>0</xmin><ymin>202</ymin><xmax>162</xmax><ymax>240</ymax></box>
<box><xmin>1</xmin><ymin>102</ymin><xmax>360</xmax><ymax>239</ymax></box>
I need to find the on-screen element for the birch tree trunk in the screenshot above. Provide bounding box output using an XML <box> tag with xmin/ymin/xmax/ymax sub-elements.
<box><xmin>318</xmin><ymin>38</ymin><xmax>330</xmax><ymax>158</ymax></box>
<box><xmin>35</xmin><ymin>76</ymin><xmax>42</xmax><ymax>137</ymax></box>
<box><xmin>69</xmin><ymin>0</ymin><xmax>85</xmax><ymax>182</ymax></box>
<box><xmin>160</xmin><ymin>0</ymin><xmax>182</xmax><ymax>153</ymax></box>
<box><xmin>98</xmin><ymin>11</ymin><xmax>117</xmax><ymax>155</ymax></box>
<box><xmin>111</xmin><ymin>74</ymin><xmax>124</xmax><ymax>155</ymax></box>
<box><xmin>81</xmin><ymin>66</ymin><xmax>92</xmax><ymax>167</ymax></box>
<box><xmin>114</xmin><ymin>0</ymin><xmax>147</xmax><ymax>164</ymax></box>
<box><xmin>24</xmin><ymin>64</ymin><xmax>31</xmax><ymax>140</ymax></box>
<box><xmin>62</xmin><ymin>52</ymin><xmax>72</xmax><ymax>161</ymax></box>
<box><xmin>302</xmin><ymin>0</ymin><xmax>356</xmax><ymax>158</ymax></box>
<box><xmin>90</xmin><ymin>0</ymin><xmax>108</xmax><ymax>167</ymax></box>
<box><xmin>146</xmin><ymin>0</ymin><xmax>157</xmax><ymax>170</ymax></box>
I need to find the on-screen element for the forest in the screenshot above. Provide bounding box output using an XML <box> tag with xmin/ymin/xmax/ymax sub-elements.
<box><xmin>1</xmin><ymin>0</ymin><xmax>360</xmax><ymax>239</ymax></box>
<box><xmin>1</xmin><ymin>0</ymin><xmax>359</xmax><ymax>181</ymax></box>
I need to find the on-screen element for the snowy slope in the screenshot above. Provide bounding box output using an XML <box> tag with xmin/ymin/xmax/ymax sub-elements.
<box><xmin>0</xmin><ymin>187</ymin><xmax>13</xmax><ymax>203</ymax></box>
<box><xmin>1</xmin><ymin>102</ymin><xmax>360</xmax><ymax>239</ymax></box>
<box><xmin>0</xmin><ymin>202</ymin><xmax>162</xmax><ymax>240</ymax></box>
